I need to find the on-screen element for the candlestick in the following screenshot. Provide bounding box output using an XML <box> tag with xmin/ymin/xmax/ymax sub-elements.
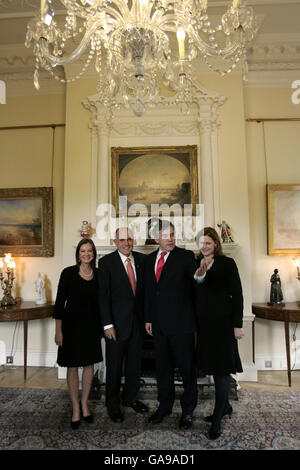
<box><xmin>294</xmin><ymin>258</ymin><xmax>300</xmax><ymax>281</ymax></box>
<box><xmin>0</xmin><ymin>253</ymin><xmax>16</xmax><ymax>306</ymax></box>
<box><xmin>4</xmin><ymin>253</ymin><xmax>11</xmax><ymax>263</ymax></box>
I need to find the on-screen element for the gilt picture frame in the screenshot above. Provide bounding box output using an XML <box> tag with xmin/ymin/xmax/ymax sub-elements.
<box><xmin>0</xmin><ymin>187</ymin><xmax>54</xmax><ymax>257</ymax></box>
<box><xmin>267</xmin><ymin>184</ymin><xmax>300</xmax><ymax>255</ymax></box>
<box><xmin>111</xmin><ymin>145</ymin><xmax>199</xmax><ymax>216</ymax></box>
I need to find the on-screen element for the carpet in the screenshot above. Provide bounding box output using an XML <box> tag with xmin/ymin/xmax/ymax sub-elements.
<box><xmin>0</xmin><ymin>386</ymin><xmax>299</xmax><ymax>451</ymax></box>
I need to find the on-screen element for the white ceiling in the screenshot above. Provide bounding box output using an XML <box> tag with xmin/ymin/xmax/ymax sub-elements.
<box><xmin>0</xmin><ymin>0</ymin><xmax>299</xmax><ymax>89</ymax></box>
<box><xmin>0</xmin><ymin>1</ymin><xmax>300</xmax><ymax>41</ymax></box>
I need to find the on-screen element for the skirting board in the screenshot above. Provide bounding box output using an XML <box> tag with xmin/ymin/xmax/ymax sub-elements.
<box><xmin>234</xmin><ymin>363</ymin><xmax>257</xmax><ymax>383</ymax></box>
<box><xmin>4</xmin><ymin>349</ymin><xmax>259</xmax><ymax>383</ymax></box>
<box><xmin>4</xmin><ymin>349</ymin><xmax>57</xmax><ymax>369</ymax></box>
<box><xmin>255</xmin><ymin>354</ymin><xmax>300</xmax><ymax>372</ymax></box>
<box><xmin>0</xmin><ymin>340</ymin><xmax>6</xmax><ymax>366</ymax></box>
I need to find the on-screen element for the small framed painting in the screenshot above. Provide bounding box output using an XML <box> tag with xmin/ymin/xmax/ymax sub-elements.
<box><xmin>267</xmin><ymin>184</ymin><xmax>300</xmax><ymax>255</ymax></box>
<box><xmin>0</xmin><ymin>187</ymin><xmax>54</xmax><ymax>257</ymax></box>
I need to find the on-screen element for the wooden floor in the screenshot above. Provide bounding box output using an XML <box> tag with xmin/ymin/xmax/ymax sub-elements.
<box><xmin>0</xmin><ymin>365</ymin><xmax>300</xmax><ymax>391</ymax></box>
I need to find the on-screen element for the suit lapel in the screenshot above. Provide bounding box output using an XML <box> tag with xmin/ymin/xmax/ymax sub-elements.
<box><xmin>113</xmin><ymin>250</ymin><xmax>133</xmax><ymax>292</ymax></box>
<box><xmin>132</xmin><ymin>251</ymin><xmax>141</xmax><ymax>291</ymax></box>
<box><xmin>150</xmin><ymin>249</ymin><xmax>159</xmax><ymax>285</ymax></box>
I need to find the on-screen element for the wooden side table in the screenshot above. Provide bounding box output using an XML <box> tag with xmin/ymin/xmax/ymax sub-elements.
<box><xmin>0</xmin><ymin>301</ymin><xmax>54</xmax><ymax>380</ymax></box>
<box><xmin>252</xmin><ymin>302</ymin><xmax>300</xmax><ymax>387</ymax></box>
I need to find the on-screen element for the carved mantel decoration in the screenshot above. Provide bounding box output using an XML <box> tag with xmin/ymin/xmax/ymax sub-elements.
<box><xmin>83</xmin><ymin>80</ymin><xmax>226</xmax><ymax>241</ymax></box>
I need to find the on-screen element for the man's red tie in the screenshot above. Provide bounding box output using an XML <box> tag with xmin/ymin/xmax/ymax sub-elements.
<box><xmin>126</xmin><ymin>257</ymin><xmax>136</xmax><ymax>295</ymax></box>
<box><xmin>156</xmin><ymin>251</ymin><xmax>167</xmax><ymax>283</ymax></box>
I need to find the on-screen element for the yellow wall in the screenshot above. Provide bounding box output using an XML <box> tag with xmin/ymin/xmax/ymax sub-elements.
<box><xmin>0</xmin><ymin>92</ymin><xmax>65</xmax><ymax>360</ymax></box>
<box><xmin>62</xmin><ymin>79</ymin><xmax>97</xmax><ymax>267</ymax></box>
<box><xmin>244</xmin><ymin>86</ymin><xmax>300</xmax><ymax>369</ymax></box>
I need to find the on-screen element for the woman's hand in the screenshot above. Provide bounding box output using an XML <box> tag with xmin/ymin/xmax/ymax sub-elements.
<box><xmin>195</xmin><ymin>257</ymin><xmax>214</xmax><ymax>277</ymax></box>
<box><xmin>55</xmin><ymin>330</ymin><xmax>63</xmax><ymax>347</ymax></box>
<box><xmin>234</xmin><ymin>328</ymin><xmax>244</xmax><ymax>340</ymax></box>
<box><xmin>55</xmin><ymin>320</ymin><xmax>63</xmax><ymax>346</ymax></box>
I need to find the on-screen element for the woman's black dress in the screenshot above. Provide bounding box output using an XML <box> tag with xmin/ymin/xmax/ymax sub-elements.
<box><xmin>53</xmin><ymin>265</ymin><xmax>103</xmax><ymax>367</ymax></box>
<box><xmin>196</xmin><ymin>255</ymin><xmax>243</xmax><ymax>375</ymax></box>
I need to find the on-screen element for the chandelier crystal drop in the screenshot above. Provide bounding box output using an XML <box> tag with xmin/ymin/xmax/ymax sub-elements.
<box><xmin>25</xmin><ymin>0</ymin><xmax>258</xmax><ymax>118</ymax></box>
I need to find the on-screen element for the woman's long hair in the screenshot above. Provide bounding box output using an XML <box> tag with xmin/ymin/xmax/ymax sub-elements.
<box><xmin>196</xmin><ymin>227</ymin><xmax>225</xmax><ymax>260</ymax></box>
<box><xmin>75</xmin><ymin>238</ymin><xmax>97</xmax><ymax>272</ymax></box>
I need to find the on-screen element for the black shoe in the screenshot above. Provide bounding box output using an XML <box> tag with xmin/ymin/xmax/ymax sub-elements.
<box><xmin>148</xmin><ymin>409</ymin><xmax>172</xmax><ymax>425</ymax></box>
<box><xmin>208</xmin><ymin>423</ymin><xmax>221</xmax><ymax>440</ymax></box>
<box><xmin>80</xmin><ymin>403</ymin><xmax>94</xmax><ymax>424</ymax></box>
<box><xmin>108</xmin><ymin>408</ymin><xmax>124</xmax><ymax>423</ymax></box>
<box><xmin>124</xmin><ymin>400</ymin><xmax>149</xmax><ymax>414</ymax></box>
<box><xmin>204</xmin><ymin>405</ymin><xmax>233</xmax><ymax>423</ymax></box>
<box><xmin>179</xmin><ymin>414</ymin><xmax>193</xmax><ymax>430</ymax></box>
<box><xmin>70</xmin><ymin>419</ymin><xmax>81</xmax><ymax>430</ymax></box>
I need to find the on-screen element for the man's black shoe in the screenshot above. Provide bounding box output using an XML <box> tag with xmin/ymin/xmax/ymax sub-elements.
<box><xmin>108</xmin><ymin>408</ymin><xmax>124</xmax><ymax>423</ymax></box>
<box><xmin>148</xmin><ymin>409</ymin><xmax>171</xmax><ymax>425</ymax></box>
<box><xmin>179</xmin><ymin>414</ymin><xmax>193</xmax><ymax>430</ymax></box>
<box><xmin>124</xmin><ymin>400</ymin><xmax>149</xmax><ymax>414</ymax></box>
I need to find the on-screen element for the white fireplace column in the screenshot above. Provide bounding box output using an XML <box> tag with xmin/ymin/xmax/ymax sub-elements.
<box><xmin>197</xmin><ymin>98</ymin><xmax>224</xmax><ymax>228</ymax></box>
<box><xmin>199</xmin><ymin>118</ymin><xmax>215</xmax><ymax>227</ymax></box>
<box><xmin>97</xmin><ymin>119</ymin><xmax>110</xmax><ymax>208</ymax></box>
<box><xmin>83</xmin><ymin>96</ymin><xmax>111</xmax><ymax>227</ymax></box>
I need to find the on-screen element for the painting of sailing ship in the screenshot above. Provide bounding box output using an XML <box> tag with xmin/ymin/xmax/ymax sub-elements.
<box><xmin>0</xmin><ymin>198</ymin><xmax>42</xmax><ymax>246</ymax></box>
<box><xmin>0</xmin><ymin>187</ymin><xmax>54</xmax><ymax>257</ymax></box>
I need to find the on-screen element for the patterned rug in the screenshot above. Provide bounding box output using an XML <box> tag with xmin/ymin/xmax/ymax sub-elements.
<box><xmin>0</xmin><ymin>386</ymin><xmax>299</xmax><ymax>451</ymax></box>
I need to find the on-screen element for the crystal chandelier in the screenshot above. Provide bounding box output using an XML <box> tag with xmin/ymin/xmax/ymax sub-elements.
<box><xmin>25</xmin><ymin>0</ymin><xmax>258</xmax><ymax>118</ymax></box>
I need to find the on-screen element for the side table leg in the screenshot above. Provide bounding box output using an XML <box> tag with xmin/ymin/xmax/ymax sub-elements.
<box><xmin>284</xmin><ymin>321</ymin><xmax>291</xmax><ymax>387</ymax></box>
<box><xmin>24</xmin><ymin>320</ymin><xmax>28</xmax><ymax>381</ymax></box>
<box><xmin>252</xmin><ymin>318</ymin><xmax>255</xmax><ymax>363</ymax></box>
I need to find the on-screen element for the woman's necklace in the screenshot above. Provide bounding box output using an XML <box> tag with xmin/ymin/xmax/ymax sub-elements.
<box><xmin>79</xmin><ymin>265</ymin><xmax>93</xmax><ymax>278</ymax></box>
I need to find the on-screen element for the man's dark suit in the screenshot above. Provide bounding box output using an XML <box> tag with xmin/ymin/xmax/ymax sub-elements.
<box><xmin>145</xmin><ymin>246</ymin><xmax>198</xmax><ymax>416</ymax></box>
<box><xmin>98</xmin><ymin>250</ymin><xmax>146</xmax><ymax>411</ymax></box>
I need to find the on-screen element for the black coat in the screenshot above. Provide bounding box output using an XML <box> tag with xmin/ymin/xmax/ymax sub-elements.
<box><xmin>196</xmin><ymin>255</ymin><xmax>243</xmax><ymax>375</ymax></box>
<box><xmin>145</xmin><ymin>246</ymin><xmax>197</xmax><ymax>336</ymax></box>
<box><xmin>97</xmin><ymin>250</ymin><xmax>146</xmax><ymax>341</ymax></box>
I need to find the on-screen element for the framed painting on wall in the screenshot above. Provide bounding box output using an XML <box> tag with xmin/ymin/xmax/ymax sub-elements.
<box><xmin>267</xmin><ymin>184</ymin><xmax>300</xmax><ymax>255</ymax></box>
<box><xmin>0</xmin><ymin>187</ymin><xmax>54</xmax><ymax>257</ymax></box>
<box><xmin>111</xmin><ymin>145</ymin><xmax>199</xmax><ymax>215</ymax></box>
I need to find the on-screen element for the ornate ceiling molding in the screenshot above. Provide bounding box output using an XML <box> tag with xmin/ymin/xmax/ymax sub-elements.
<box><xmin>248</xmin><ymin>41</ymin><xmax>300</xmax><ymax>72</ymax></box>
<box><xmin>1</xmin><ymin>33</ymin><xmax>300</xmax><ymax>94</ymax></box>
